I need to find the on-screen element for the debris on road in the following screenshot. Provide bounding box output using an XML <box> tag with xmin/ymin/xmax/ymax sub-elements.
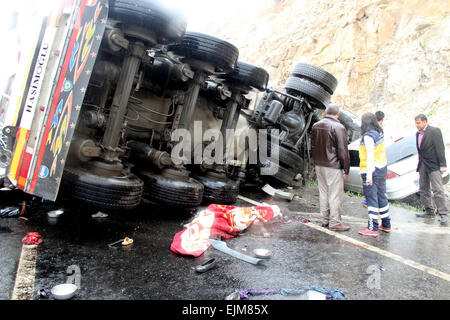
<box><xmin>121</xmin><ymin>237</ymin><xmax>134</xmax><ymax>246</ymax></box>
<box><xmin>0</xmin><ymin>201</ymin><xmax>27</xmax><ymax>218</ymax></box>
<box><xmin>253</xmin><ymin>248</ymin><xmax>271</xmax><ymax>259</ymax></box>
<box><xmin>0</xmin><ymin>206</ymin><xmax>20</xmax><ymax>218</ymax></box>
<box><xmin>227</xmin><ymin>287</ymin><xmax>348</xmax><ymax>300</ymax></box>
<box><xmin>39</xmin><ymin>288</ymin><xmax>50</xmax><ymax>299</ymax></box>
<box><xmin>108</xmin><ymin>237</ymin><xmax>134</xmax><ymax>248</ymax></box>
<box><xmin>108</xmin><ymin>239</ymin><xmax>125</xmax><ymax>249</ymax></box>
<box><xmin>22</xmin><ymin>232</ymin><xmax>43</xmax><ymax>245</ymax></box>
<box><xmin>195</xmin><ymin>258</ymin><xmax>217</xmax><ymax>273</ymax></box>
<box><xmin>51</xmin><ymin>283</ymin><xmax>78</xmax><ymax>300</ymax></box>
<box><xmin>262</xmin><ymin>184</ymin><xmax>294</xmax><ymax>201</ymax></box>
<box><xmin>47</xmin><ymin>209</ymin><xmax>64</xmax><ymax>218</ymax></box>
<box><xmin>92</xmin><ymin>212</ymin><xmax>108</xmax><ymax>219</ymax></box>
<box><xmin>209</xmin><ymin>239</ymin><xmax>263</xmax><ymax>265</ymax></box>
<box><xmin>170</xmin><ymin>203</ymin><xmax>281</xmax><ymax>257</ymax></box>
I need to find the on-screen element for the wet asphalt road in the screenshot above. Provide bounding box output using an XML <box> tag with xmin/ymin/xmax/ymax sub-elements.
<box><xmin>0</xmin><ymin>185</ymin><xmax>449</xmax><ymax>300</ymax></box>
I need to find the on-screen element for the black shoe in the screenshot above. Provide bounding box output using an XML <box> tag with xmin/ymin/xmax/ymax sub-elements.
<box><xmin>416</xmin><ymin>210</ymin><xmax>435</xmax><ymax>218</ymax></box>
<box><xmin>440</xmin><ymin>215</ymin><xmax>448</xmax><ymax>225</ymax></box>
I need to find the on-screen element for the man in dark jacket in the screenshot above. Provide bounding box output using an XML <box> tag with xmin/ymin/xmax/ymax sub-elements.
<box><xmin>414</xmin><ymin>114</ymin><xmax>448</xmax><ymax>225</ymax></box>
<box><xmin>311</xmin><ymin>104</ymin><xmax>351</xmax><ymax>231</ymax></box>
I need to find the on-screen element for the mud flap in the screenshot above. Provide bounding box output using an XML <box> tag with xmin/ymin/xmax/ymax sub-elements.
<box><xmin>7</xmin><ymin>0</ymin><xmax>108</xmax><ymax>201</ymax></box>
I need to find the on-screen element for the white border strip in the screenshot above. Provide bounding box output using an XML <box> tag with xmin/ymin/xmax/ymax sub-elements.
<box><xmin>11</xmin><ymin>244</ymin><xmax>38</xmax><ymax>300</ymax></box>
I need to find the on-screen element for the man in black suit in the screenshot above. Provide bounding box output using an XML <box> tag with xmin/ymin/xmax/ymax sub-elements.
<box><xmin>414</xmin><ymin>114</ymin><xmax>448</xmax><ymax>225</ymax></box>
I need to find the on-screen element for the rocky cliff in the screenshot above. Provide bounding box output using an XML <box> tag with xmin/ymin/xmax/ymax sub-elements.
<box><xmin>204</xmin><ymin>0</ymin><xmax>449</xmax><ymax>147</ymax></box>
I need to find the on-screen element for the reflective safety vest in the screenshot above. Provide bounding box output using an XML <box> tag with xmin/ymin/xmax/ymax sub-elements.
<box><xmin>359</xmin><ymin>130</ymin><xmax>387</xmax><ymax>174</ymax></box>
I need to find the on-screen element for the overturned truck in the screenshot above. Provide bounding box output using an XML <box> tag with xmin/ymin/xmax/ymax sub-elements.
<box><xmin>0</xmin><ymin>0</ymin><xmax>340</xmax><ymax>211</ymax></box>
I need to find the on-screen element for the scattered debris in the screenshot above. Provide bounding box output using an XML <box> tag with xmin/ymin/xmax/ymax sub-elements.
<box><xmin>263</xmin><ymin>232</ymin><xmax>271</xmax><ymax>238</ymax></box>
<box><xmin>0</xmin><ymin>201</ymin><xmax>27</xmax><ymax>218</ymax></box>
<box><xmin>209</xmin><ymin>239</ymin><xmax>262</xmax><ymax>265</ymax></box>
<box><xmin>22</xmin><ymin>232</ymin><xmax>43</xmax><ymax>245</ymax></box>
<box><xmin>51</xmin><ymin>283</ymin><xmax>78</xmax><ymax>300</ymax></box>
<box><xmin>195</xmin><ymin>258</ymin><xmax>217</xmax><ymax>273</ymax></box>
<box><xmin>108</xmin><ymin>239</ymin><xmax>125</xmax><ymax>249</ymax></box>
<box><xmin>0</xmin><ymin>206</ymin><xmax>20</xmax><ymax>218</ymax></box>
<box><xmin>171</xmin><ymin>204</ymin><xmax>280</xmax><ymax>257</ymax></box>
<box><xmin>47</xmin><ymin>209</ymin><xmax>64</xmax><ymax>218</ymax></box>
<box><xmin>39</xmin><ymin>288</ymin><xmax>50</xmax><ymax>299</ymax></box>
<box><xmin>108</xmin><ymin>237</ymin><xmax>134</xmax><ymax>248</ymax></box>
<box><xmin>228</xmin><ymin>287</ymin><xmax>348</xmax><ymax>300</ymax></box>
<box><xmin>92</xmin><ymin>211</ymin><xmax>108</xmax><ymax>219</ymax></box>
<box><xmin>262</xmin><ymin>184</ymin><xmax>294</xmax><ymax>201</ymax></box>
<box><xmin>225</xmin><ymin>291</ymin><xmax>241</xmax><ymax>300</ymax></box>
<box><xmin>253</xmin><ymin>248</ymin><xmax>271</xmax><ymax>259</ymax></box>
<box><xmin>121</xmin><ymin>237</ymin><xmax>134</xmax><ymax>246</ymax></box>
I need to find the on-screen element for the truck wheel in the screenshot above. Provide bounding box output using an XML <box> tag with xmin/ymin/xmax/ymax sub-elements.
<box><xmin>264</xmin><ymin>144</ymin><xmax>303</xmax><ymax>170</ymax></box>
<box><xmin>109</xmin><ymin>0</ymin><xmax>187</xmax><ymax>44</ymax></box>
<box><xmin>139</xmin><ymin>169</ymin><xmax>204</xmax><ymax>207</ymax></box>
<box><xmin>61</xmin><ymin>166</ymin><xmax>144</xmax><ymax>210</ymax></box>
<box><xmin>222</xmin><ymin>61</ymin><xmax>269</xmax><ymax>91</ymax></box>
<box><xmin>168</xmin><ymin>32</ymin><xmax>239</xmax><ymax>74</ymax></box>
<box><xmin>338</xmin><ymin>109</ymin><xmax>361</xmax><ymax>142</ymax></box>
<box><xmin>284</xmin><ymin>76</ymin><xmax>331</xmax><ymax>109</ymax></box>
<box><xmin>191</xmin><ymin>173</ymin><xmax>239</xmax><ymax>205</ymax></box>
<box><xmin>290</xmin><ymin>63</ymin><xmax>338</xmax><ymax>95</ymax></box>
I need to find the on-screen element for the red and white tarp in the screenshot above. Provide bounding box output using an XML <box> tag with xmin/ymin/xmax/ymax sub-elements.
<box><xmin>170</xmin><ymin>204</ymin><xmax>281</xmax><ymax>257</ymax></box>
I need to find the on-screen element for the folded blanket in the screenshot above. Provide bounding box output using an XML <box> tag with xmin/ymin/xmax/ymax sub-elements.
<box><xmin>170</xmin><ymin>204</ymin><xmax>281</xmax><ymax>257</ymax></box>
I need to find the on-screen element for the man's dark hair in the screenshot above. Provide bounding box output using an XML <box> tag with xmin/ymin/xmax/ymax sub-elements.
<box><xmin>375</xmin><ymin>111</ymin><xmax>385</xmax><ymax>122</ymax></box>
<box><xmin>361</xmin><ymin>112</ymin><xmax>383</xmax><ymax>136</ymax></box>
<box><xmin>415</xmin><ymin>114</ymin><xmax>428</xmax><ymax>121</ymax></box>
<box><xmin>326</xmin><ymin>104</ymin><xmax>340</xmax><ymax>116</ymax></box>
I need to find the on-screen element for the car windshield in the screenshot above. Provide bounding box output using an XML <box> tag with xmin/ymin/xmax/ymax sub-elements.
<box><xmin>349</xmin><ymin>134</ymin><xmax>417</xmax><ymax>167</ymax></box>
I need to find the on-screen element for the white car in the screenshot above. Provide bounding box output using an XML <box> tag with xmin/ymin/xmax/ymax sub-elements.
<box><xmin>344</xmin><ymin>134</ymin><xmax>449</xmax><ymax>200</ymax></box>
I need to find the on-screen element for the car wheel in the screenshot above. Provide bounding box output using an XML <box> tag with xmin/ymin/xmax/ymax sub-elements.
<box><xmin>284</xmin><ymin>76</ymin><xmax>331</xmax><ymax>109</ymax></box>
<box><xmin>168</xmin><ymin>32</ymin><xmax>239</xmax><ymax>74</ymax></box>
<box><xmin>109</xmin><ymin>0</ymin><xmax>187</xmax><ymax>44</ymax></box>
<box><xmin>191</xmin><ymin>172</ymin><xmax>239</xmax><ymax>205</ymax></box>
<box><xmin>290</xmin><ymin>63</ymin><xmax>338</xmax><ymax>95</ymax></box>
<box><xmin>139</xmin><ymin>169</ymin><xmax>204</xmax><ymax>207</ymax></box>
<box><xmin>222</xmin><ymin>61</ymin><xmax>269</xmax><ymax>91</ymax></box>
<box><xmin>61</xmin><ymin>166</ymin><xmax>144</xmax><ymax>210</ymax></box>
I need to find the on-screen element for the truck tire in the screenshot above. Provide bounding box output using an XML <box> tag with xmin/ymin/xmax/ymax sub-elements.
<box><xmin>264</xmin><ymin>144</ymin><xmax>303</xmax><ymax>170</ymax></box>
<box><xmin>191</xmin><ymin>173</ymin><xmax>239</xmax><ymax>205</ymax></box>
<box><xmin>61</xmin><ymin>166</ymin><xmax>144</xmax><ymax>210</ymax></box>
<box><xmin>139</xmin><ymin>170</ymin><xmax>204</xmax><ymax>207</ymax></box>
<box><xmin>109</xmin><ymin>0</ymin><xmax>187</xmax><ymax>44</ymax></box>
<box><xmin>338</xmin><ymin>109</ymin><xmax>361</xmax><ymax>142</ymax></box>
<box><xmin>222</xmin><ymin>61</ymin><xmax>269</xmax><ymax>91</ymax></box>
<box><xmin>168</xmin><ymin>32</ymin><xmax>239</xmax><ymax>73</ymax></box>
<box><xmin>290</xmin><ymin>63</ymin><xmax>338</xmax><ymax>95</ymax></box>
<box><xmin>284</xmin><ymin>76</ymin><xmax>331</xmax><ymax>109</ymax></box>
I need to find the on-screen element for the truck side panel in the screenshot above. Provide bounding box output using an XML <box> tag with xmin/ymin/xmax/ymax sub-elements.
<box><xmin>28</xmin><ymin>0</ymin><xmax>108</xmax><ymax>200</ymax></box>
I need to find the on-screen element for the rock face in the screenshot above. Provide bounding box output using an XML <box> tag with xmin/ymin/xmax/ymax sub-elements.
<box><xmin>205</xmin><ymin>0</ymin><xmax>450</xmax><ymax>147</ymax></box>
